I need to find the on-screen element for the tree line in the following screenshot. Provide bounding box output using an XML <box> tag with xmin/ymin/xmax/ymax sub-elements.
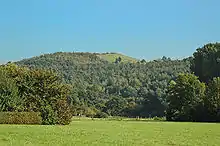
<box><xmin>2</xmin><ymin>43</ymin><xmax>220</xmax><ymax>122</ymax></box>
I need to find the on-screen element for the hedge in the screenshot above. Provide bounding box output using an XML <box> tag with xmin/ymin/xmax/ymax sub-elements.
<box><xmin>0</xmin><ymin>112</ymin><xmax>42</xmax><ymax>124</ymax></box>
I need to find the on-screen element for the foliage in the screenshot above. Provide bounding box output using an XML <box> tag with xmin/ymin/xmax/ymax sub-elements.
<box><xmin>56</xmin><ymin>99</ymin><xmax>72</xmax><ymax>125</ymax></box>
<box><xmin>71</xmin><ymin>105</ymin><xmax>98</xmax><ymax>117</ymax></box>
<box><xmin>166</xmin><ymin>74</ymin><xmax>206</xmax><ymax>121</ymax></box>
<box><xmin>94</xmin><ymin>112</ymin><xmax>108</xmax><ymax>118</ymax></box>
<box><xmin>2</xmin><ymin>43</ymin><xmax>220</xmax><ymax>123</ymax></box>
<box><xmin>153</xmin><ymin>116</ymin><xmax>166</xmax><ymax>121</ymax></box>
<box><xmin>0</xmin><ymin>112</ymin><xmax>42</xmax><ymax>124</ymax></box>
<box><xmin>16</xmin><ymin>52</ymin><xmax>190</xmax><ymax>117</ymax></box>
<box><xmin>0</xmin><ymin>69</ymin><xmax>23</xmax><ymax>112</ymax></box>
<box><xmin>134</xmin><ymin>92</ymin><xmax>165</xmax><ymax>118</ymax></box>
<box><xmin>0</xmin><ymin>63</ymin><xmax>72</xmax><ymax>125</ymax></box>
<box><xmin>204</xmin><ymin>77</ymin><xmax>220</xmax><ymax>121</ymax></box>
<box><xmin>191</xmin><ymin>43</ymin><xmax>220</xmax><ymax>83</ymax></box>
<box><xmin>40</xmin><ymin>105</ymin><xmax>57</xmax><ymax>125</ymax></box>
<box><xmin>166</xmin><ymin>42</ymin><xmax>220</xmax><ymax>122</ymax></box>
<box><xmin>105</xmin><ymin>96</ymin><xmax>127</xmax><ymax>116</ymax></box>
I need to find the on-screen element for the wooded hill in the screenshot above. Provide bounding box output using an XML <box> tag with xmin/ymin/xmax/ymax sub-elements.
<box><xmin>15</xmin><ymin>52</ymin><xmax>190</xmax><ymax>117</ymax></box>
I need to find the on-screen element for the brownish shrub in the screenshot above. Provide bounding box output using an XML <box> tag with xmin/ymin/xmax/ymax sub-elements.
<box><xmin>0</xmin><ymin>112</ymin><xmax>42</xmax><ymax>124</ymax></box>
<box><xmin>56</xmin><ymin>99</ymin><xmax>72</xmax><ymax>125</ymax></box>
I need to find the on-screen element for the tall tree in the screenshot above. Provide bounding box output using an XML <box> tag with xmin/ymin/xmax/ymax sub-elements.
<box><xmin>191</xmin><ymin>43</ymin><xmax>220</xmax><ymax>83</ymax></box>
<box><xmin>0</xmin><ymin>69</ymin><xmax>23</xmax><ymax>112</ymax></box>
<box><xmin>166</xmin><ymin>74</ymin><xmax>205</xmax><ymax>121</ymax></box>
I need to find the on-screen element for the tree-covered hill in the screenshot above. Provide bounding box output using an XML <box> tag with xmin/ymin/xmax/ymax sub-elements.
<box><xmin>16</xmin><ymin>52</ymin><xmax>190</xmax><ymax>117</ymax></box>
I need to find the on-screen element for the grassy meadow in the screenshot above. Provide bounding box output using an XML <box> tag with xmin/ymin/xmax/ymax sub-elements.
<box><xmin>98</xmin><ymin>53</ymin><xmax>138</xmax><ymax>63</ymax></box>
<box><xmin>0</xmin><ymin>118</ymin><xmax>219</xmax><ymax>146</ymax></box>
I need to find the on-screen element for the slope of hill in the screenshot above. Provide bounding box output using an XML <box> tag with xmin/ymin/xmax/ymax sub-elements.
<box><xmin>16</xmin><ymin>52</ymin><xmax>190</xmax><ymax>117</ymax></box>
<box><xmin>97</xmin><ymin>53</ymin><xmax>138</xmax><ymax>63</ymax></box>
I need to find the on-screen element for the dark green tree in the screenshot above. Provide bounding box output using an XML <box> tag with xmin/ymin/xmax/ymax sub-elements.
<box><xmin>205</xmin><ymin>77</ymin><xmax>220</xmax><ymax>121</ymax></box>
<box><xmin>105</xmin><ymin>96</ymin><xmax>127</xmax><ymax>116</ymax></box>
<box><xmin>140</xmin><ymin>59</ymin><xmax>146</xmax><ymax>64</ymax></box>
<box><xmin>191</xmin><ymin>43</ymin><xmax>220</xmax><ymax>83</ymax></box>
<box><xmin>0</xmin><ymin>69</ymin><xmax>23</xmax><ymax>112</ymax></box>
<box><xmin>166</xmin><ymin>74</ymin><xmax>205</xmax><ymax>121</ymax></box>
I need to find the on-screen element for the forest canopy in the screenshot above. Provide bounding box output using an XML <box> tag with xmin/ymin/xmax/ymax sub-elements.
<box><xmin>16</xmin><ymin>52</ymin><xmax>190</xmax><ymax>118</ymax></box>
<box><xmin>1</xmin><ymin>43</ymin><xmax>220</xmax><ymax>123</ymax></box>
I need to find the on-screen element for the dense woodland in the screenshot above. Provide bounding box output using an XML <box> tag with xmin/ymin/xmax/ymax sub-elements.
<box><xmin>1</xmin><ymin>42</ymin><xmax>220</xmax><ymax>124</ymax></box>
<box><xmin>16</xmin><ymin>52</ymin><xmax>190</xmax><ymax>118</ymax></box>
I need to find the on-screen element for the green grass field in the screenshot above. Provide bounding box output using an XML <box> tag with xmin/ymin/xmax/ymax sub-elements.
<box><xmin>98</xmin><ymin>53</ymin><xmax>138</xmax><ymax>63</ymax></box>
<box><xmin>0</xmin><ymin>119</ymin><xmax>219</xmax><ymax>146</ymax></box>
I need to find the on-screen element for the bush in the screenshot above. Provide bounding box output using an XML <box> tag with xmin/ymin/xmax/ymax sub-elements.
<box><xmin>85</xmin><ymin>107</ymin><xmax>98</xmax><ymax>117</ymax></box>
<box><xmin>56</xmin><ymin>99</ymin><xmax>72</xmax><ymax>125</ymax></box>
<box><xmin>0</xmin><ymin>112</ymin><xmax>42</xmax><ymax>124</ymax></box>
<box><xmin>40</xmin><ymin>105</ymin><xmax>57</xmax><ymax>125</ymax></box>
<box><xmin>94</xmin><ymin>112</ymin><xmax>108</xmax><ymax>118</ymax></box>
<box><xmin>153</xmin><ymin>116</ymin><xmax>166</xmax><ymax>121</ymax></box>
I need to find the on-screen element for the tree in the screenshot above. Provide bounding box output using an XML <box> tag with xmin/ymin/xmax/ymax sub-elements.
<box><xmin>0</xmin><ymin>69</ymin><xmax>23</xmax><ymax>112</ymax></box>
<box><xmin>205</xmin><ymin>77</ymin><xmax>220</xmax><ymax>121</ymax></box>
<box><xmin>191</xmin><ymin>43</ymin><xmax>220</xmax><ymax>83</ymax></box>
<box><xmin>0</xmin><ymin>63</ymin><xmax>72</xmax><ymax>125</ymax></box>
<box><xmin>105</xmin><ymin>96</ymin><xmax>127</xmax><ymax>116</ymax></box>
<box><xmin>27</xmin><ymin>69</ymin><xmax>72</xmax><ymax>124</ymax></box>
<box><xmin>139</xmin><ymin>91</ymin><xmax>165</xmax><ymax>118</ymax></box>
<box><xmin>115</xmin><ymin>57</ymin><xmax>122</xmax><ymax>63</ymax></box>
<box><xmin>121</xmin><ymin>86</ymin><xmax>137</xmax><ymax>98</ymax></box>
<box><xmin>166</xmin><ymin>74</ymin><xmax>205</xmax><ymax>121</ymax></box>
<box><xmin>140</xmin><ymin>59</ymin><xmax>146</xmax><ymax>64</ymax></box>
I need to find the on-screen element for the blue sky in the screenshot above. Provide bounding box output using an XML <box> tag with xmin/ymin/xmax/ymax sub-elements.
<box><xmin>0</xmin><ymin>0</ymin><xmax>220</xmax><ymax>62</ymax></box>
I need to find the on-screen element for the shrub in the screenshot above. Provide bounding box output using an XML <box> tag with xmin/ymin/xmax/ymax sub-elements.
<box><xmin>94</xmin><ymin>112</ymin><xmax>108</xmax><ymax>118</ymax></box>
<box><xmin>0</xmin><ymin>112</ymin><xmax>42</xmax><ymax>124</ymax></box>
<box><xmin>153</xmin><ymin>116</ymin><xmax>166</xmax><ymax>121</ymax></box>
<box><xmin>85</xmin><ymin>107</ymin><xmax>98</xmax><ymax>117</ymax></box>
<box><xmin>40</xmin><ymin>105</ymin><xmax>57</xmax><ymax>125</ymax></box>
<box><xmin>56</xmin><ymin>99</ymin><xmax>72</xmax><ymax>125</ymax></box>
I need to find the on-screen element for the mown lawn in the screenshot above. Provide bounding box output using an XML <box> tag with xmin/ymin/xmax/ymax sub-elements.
<box><xmin>0</xmin><ymin>120</ymin><xmax>219</xmax><ymax>146</ymax></box>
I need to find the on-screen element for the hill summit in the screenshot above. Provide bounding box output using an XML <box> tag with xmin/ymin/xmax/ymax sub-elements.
<box><xmin>97</xmin><ymin>52</ymin><xmax>138</xmax><ymax>63</ymax></box>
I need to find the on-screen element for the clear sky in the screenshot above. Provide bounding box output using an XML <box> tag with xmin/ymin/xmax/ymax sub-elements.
<box><xmin>0</xmin><ymin>0</ymin><xmax>220</xmax><ymax>62</ymax></box>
